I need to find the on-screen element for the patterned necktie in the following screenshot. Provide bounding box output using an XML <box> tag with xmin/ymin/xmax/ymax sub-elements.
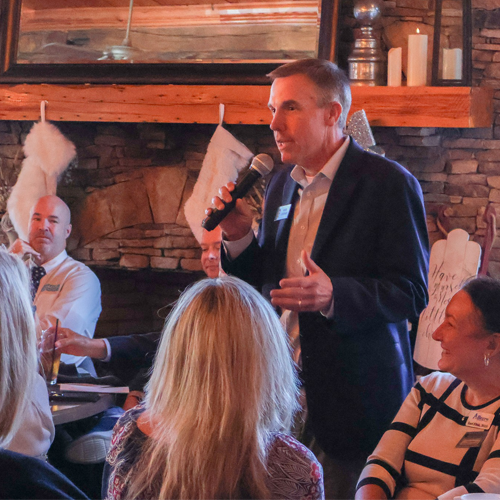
<box><xmin>31</xmin><ymin>265</ymin><xmax>46</xmax><ymax>301</ymax></box>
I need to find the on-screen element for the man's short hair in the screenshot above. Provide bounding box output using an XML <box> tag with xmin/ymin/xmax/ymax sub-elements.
<box><xmin>267</xmin><ymin>58</ymin><xmax>352</xmax><ymax>131</ymax></box>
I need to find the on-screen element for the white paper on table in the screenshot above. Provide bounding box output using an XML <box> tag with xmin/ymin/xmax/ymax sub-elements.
<box><xmin>414</xmin><ymin>228</ymin><xmax>481</xmax><ymax>370</ymax></box>
<box><xmin>58</xmin><ymin>383</ymin><xmax>129</xmax><ymax>394</ymax></box>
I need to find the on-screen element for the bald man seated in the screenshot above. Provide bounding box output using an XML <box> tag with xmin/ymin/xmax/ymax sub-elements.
<box><xmin>10</xmin><ymin>195</ymin><xmax>101</xmax><ymax>373</ymax></box>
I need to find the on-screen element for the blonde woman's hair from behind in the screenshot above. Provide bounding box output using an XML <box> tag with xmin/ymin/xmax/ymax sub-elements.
<box><xmin>126</xmin><ymin>276</ymin><xmax>300</xmax><ymax>500</ymax></box>
<box><xmin>0</xmin><ymin>249</ymin><xmax>38</xmax><ymax>448</ymax></box>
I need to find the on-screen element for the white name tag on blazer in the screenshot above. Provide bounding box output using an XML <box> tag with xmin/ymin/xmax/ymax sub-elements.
<box><xmin>275</xmin><ymin>204</ymin><xmax>291</xmax><ymax>221</ymax></box>
<box><xmin>466</xmin><ymin>410</ymin><xmax>495</xmax><ymax>430</ymax></box>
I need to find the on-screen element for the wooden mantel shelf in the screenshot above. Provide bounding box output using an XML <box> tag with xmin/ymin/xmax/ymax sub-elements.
<box><xmin>0</xmin><ymin>84</ymin><xmax>493</xmax><ymax>128</ymax></box>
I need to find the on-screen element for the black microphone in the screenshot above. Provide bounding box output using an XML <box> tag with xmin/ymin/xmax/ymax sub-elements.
<box><xmin>202</xmin><ymin>154</ymin><xmax>274</xmax><ymax>231</ymax></box>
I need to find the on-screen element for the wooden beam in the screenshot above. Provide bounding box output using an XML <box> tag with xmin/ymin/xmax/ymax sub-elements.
<box><xmin>21</xmin><ymin>2</ymin><xmax>319</xmax><ymax>31</ymax></box>
<box><xmin>22</xmin><ymin>0</ymin><xmax>276</xmax><ymax>8</ymax></box>
<box><xmin>350</xmin><ymin>86</ymin><xmax>494</xmax><ymax>128</ymax></box>
<box><xmin>0</xmin><ymin>84</ymin><xmax>271</xmax><ymax>123</ymax></box>
<box><xmin>0</xmin><ymin>84</ymin><xmax>494</xmax><ymax>128</ymax></box>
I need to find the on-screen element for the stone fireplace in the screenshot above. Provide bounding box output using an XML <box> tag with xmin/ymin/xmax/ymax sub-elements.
<box><xmin>1</xmin><ymin>117</ymin><xmax>500</xmax><ymax>340</ymax></box>
<box><xmin>0</xmin><ymin>121</ymin><xmax>279</xmax><ymax>338</ymax></box>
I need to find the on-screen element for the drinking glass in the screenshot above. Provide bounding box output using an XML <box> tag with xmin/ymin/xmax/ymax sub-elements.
<box><xmin>39</xmin><ymin>316</ymin><xmax>61</xmax><ymax>385</ymax></box>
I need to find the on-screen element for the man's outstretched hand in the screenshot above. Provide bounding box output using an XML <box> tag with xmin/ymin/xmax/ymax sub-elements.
<box><xmin>270</xmin><ymin>250</ymin><xmax>333</xmax><ymax>313</ymax></box>
<box><xmin>55</xmin><ymin>327</ymin><xmax>107</xmax><ymax>360</ymax></box>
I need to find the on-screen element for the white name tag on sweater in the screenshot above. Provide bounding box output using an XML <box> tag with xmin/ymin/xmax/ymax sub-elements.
<box><xmin>466</xmin><ymin>410</ymin><xmax>495</xmax><ymax>430</ymax></box>
<box><xmin>456</xmin><ymin>431</ymin><xmax>487</xmax><ymax>448</ymax></box>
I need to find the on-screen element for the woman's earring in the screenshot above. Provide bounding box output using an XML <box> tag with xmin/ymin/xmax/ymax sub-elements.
<box><xmin>484</xmin><ymin>353</ymin><xmax>490</xmax><ymax>367</ymax></box>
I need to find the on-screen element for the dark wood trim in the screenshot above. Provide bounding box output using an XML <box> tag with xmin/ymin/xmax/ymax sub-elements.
<box><xmin>0</xmin><ymin>0</ymin><xmax>340</xmax><ymax>84</ymax></box>
<box><xmin>0</xmin><ymin>0</ymin><xmax>21</xmax><ymax>74</ymax></box>
<box><xmin>462</xmin><ymin>0</ymin><xmax>472</xmax><ymax>86</ymax></box>
<box><xmin>318</xmin><ymin>0</ymin><xmax>340</xmax><ymax>62</ymax></box>
<box><xmin>0</xmin><ymin>61</ymin><xmax>283</xmax><ymax>85</ymax></box>
<box><xmin>430</xmin><ymin>0</ymin><xmax>442</xmax><ymax>86</ymax></box>
<box><xmin>431</xmin><ymin>0</ymin><xmax>472</xmax><ymax>87</ymax></box>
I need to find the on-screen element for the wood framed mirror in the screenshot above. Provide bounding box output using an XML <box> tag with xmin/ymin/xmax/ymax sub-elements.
<box><xmin>0</xmin><ymin>0</ymin><xmax>340</xmax><ymax>84</ymax></box>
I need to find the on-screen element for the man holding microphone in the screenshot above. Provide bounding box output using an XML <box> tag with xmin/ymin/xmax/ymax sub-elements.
<box><xmin>208</xmin><ymin>58</ymin><xmax>429</xmax><ymax>498</ymax></box>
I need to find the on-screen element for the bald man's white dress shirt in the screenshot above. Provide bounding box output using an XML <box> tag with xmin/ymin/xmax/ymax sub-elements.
<box><xmin>34</xmin><ymin>250</ymin><xmax>101</xmax><ymax>366</ymax></box>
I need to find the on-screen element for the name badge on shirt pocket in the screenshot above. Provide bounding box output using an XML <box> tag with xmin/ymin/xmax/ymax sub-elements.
<box><xmin>456</xmin><ymin>431</ymin><xmax>488</xmax><ymax>448</ymax></box>
<box><xmin>275</xmin><ymin>204</ymin><xmax>291</xmax><ymax>221</ymax></box>
<box><xmin>41</xmin><ymin>284</ymin><xmax>60</xmax><ymax>293</ymax></box>
<box><xmin>466</xmin><ymin>411</ymin><xmax>495</xmax><ymax>430</ymax></box>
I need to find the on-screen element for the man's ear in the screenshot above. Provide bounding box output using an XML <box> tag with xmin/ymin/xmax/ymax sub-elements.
<box><xmin>325</xmin><ymin>101</ymin><xmax>343</xmax><ymax>126</ymax></box>
<box><xmin>65</xmin><ymin>224</ymin><xmax>72</xmax><ymax>239</ymax></box>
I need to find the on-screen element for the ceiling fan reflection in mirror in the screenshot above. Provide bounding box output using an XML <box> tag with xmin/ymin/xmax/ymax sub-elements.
<box><xmin>28</xmin><ymin>41</ymin><xmax>103</xmax><ymax>62</ymax></box>
<box><xmin>29</xmin><ymin>0</ymin><xmax>154</xmax><ymax>63</ymax></box>
<box><xmin>99</xmin><ymin>0</ymin><xmax>145</xmax><ymax>61</ymax></box>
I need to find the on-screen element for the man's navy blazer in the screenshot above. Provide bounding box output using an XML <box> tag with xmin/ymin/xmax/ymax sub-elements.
<box><xmin>107</xmin><ymin>332</ymin><xmax>160</xmax><ymax>365</ymax></box>
<box><xmin>223</xmin><ymin>139</ymin><xmax>430</xmax><ymax>459</ymax></box>
<box><xmin>106</xmin><ymin>332</ymin><xmax>160</xmax><ymax>388</ymax></box>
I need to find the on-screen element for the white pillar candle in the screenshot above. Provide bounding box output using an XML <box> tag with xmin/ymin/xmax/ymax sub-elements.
<box><xmin>407</xmin><ymin>30</ymin><xmax>428</xmax><ymax>86</ymax></box>
<box><xmin>387</xmin><ymin>47</ymin><xmax>402</xmax><ymax>86</ymax></box>
<box><xmin>442</xmin><ymin>48</ymin><xmax>462</xmax><ymax>80</ymax></box>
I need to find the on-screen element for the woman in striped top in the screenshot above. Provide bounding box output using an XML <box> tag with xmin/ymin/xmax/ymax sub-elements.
<box><xmin>356</xmin><ymin>276</ymin><xmax>500</xmax><ymax>500</ymax></box>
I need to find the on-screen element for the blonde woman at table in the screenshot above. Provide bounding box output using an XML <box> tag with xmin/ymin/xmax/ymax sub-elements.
<box><xmin>0</xmin><ymin>249</ymin><xmax>54</xmax><ymax>459</ymax></box>
<box><xmin>0</xmin><ymin>252</ymin><xmax>87</xmax><ymax>499</ymax></box>
<box><xmin>103</xmin><ymin>276</ymin><xmax>324</xmax><ymax>500</ymax></box>
<box><xmin>356</xmin><ymin>276</ymin><xmax>500</xmax><ymax>500</ymax></box>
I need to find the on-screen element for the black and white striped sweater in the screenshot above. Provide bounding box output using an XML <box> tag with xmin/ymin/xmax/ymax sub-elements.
<box><xmin>357</xmin><ymin>372</ymin><xmax>500</xmax><ymax>500</ymax></box>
